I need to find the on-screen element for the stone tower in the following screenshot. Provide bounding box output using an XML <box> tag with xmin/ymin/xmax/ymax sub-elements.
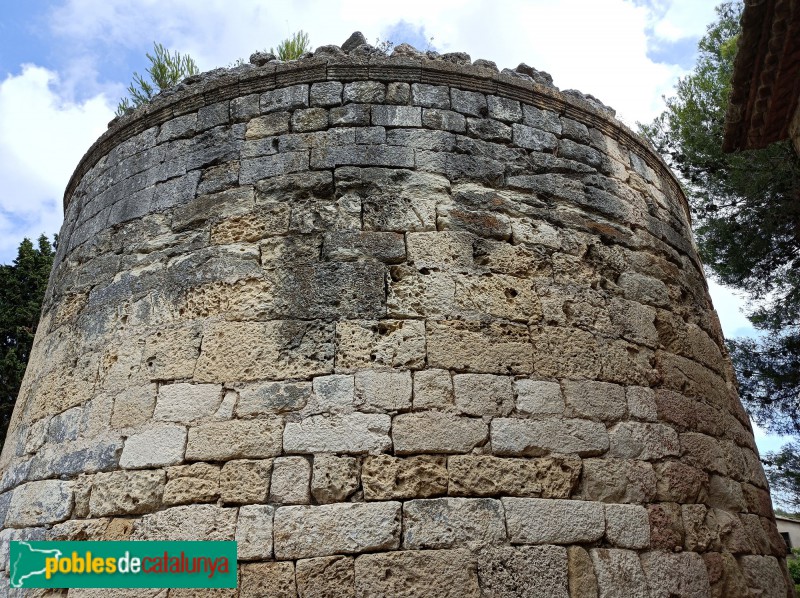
<box><xmin>0</xmin><ymin>36</ymin><xmax>793</xmax><ymax>597</ymax></box>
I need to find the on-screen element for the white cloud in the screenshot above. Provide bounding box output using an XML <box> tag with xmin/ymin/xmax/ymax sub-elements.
<box><xmin>0</xmin><ymin>65</ymin><xmax>112</xmax><ymax>262</ymax></box>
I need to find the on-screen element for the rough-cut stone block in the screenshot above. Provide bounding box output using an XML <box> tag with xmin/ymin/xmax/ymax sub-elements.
<box><xmin>491</xmin><ymin>417</ymin><xmax>609</xmax><ymax>457</ymax></box>
<box><xmin>153</xmin><ymin>383</ymin><xmax>222</xmax><ymax>423</ymax></box>
<box><xmin>237</xmin><ymin>380</ymin><xmax>311</xmax><ymax>416</ymax></box>
<box><xmin>563</xmin><ymin>380</ymin><xmax>626</xmax><ymax>422</ymax></box>
<box><xmin>407</xmin><ymin>230</ymin><xmax>474</xmax><ymax>270</ymax></box>
<box><xmin>303</xmin><ymin>375</ymin><xmax>354</xmax><ymax>415</ymax></box>
<box><xmin>330</xmin><ymin>104</ymin><xmax>371</xmax><ymax>126</ymax></box>
<box><xmin>386</xmin><ymin>82</ymin><xmax>410</xmax><ymax>104</ymax></box>
<box><xmin>451</xmin><ymin>89</ymin><xmax>487</xmax><ymax>117</ymax></box>
<box><xmin>627</xmin><ymin>386</ymin><xmax>658</xmax><ymax>421</ymax></box>
<box><xmin>371</xmin><ymin>105</ymin><xmax>422</xmax><ymax>127</ymax></box>
<box><xmin>648</xmin><ymin>503</ymin><xmax>685</xmax><ymax>551</ymax></box>
<box><xmin>261</xmin><ymin>84</ymin><xmax>309</xmax><ymax>113</ymax></box>
<box><xmin>503</xmin><ymin>498</ymin><xmax>605</xmax><ymax>544</ymax></box>
<box><xmin>580</xmin><ymin>458</ymin><xmax>656</xmax><ymax>503</ymax></box>
<box><xmin>427</xmin><ymin>320</ymin><xmax>533</xmax><ymax>374</ymax></box>
<box><xmin>120</xmin><ymin>424</ymin><xmax>186</xmax><ymax>468</ymax></box>
<box><xmin>604</xmin><ymin>504</ymin><xmax>650</xmax><ymax>549</ymax></box>
<box><xmin>655</xmin><ymin>461</ymin><xmax>708</xmax><ymax>503</ymax></box>
<box><xmin>269</xmin><ymin>456</ymin><xmax>311</xmax><ymax>504</ymax></box>
<box><xmin>467</xmin><ymin>117</ymin><xmax>512</xmax><ymax>141</ymax></box>
<box><xmin>354</xmin><ymin>370</ymin><xmax>412</xmax><ymax>413</ymax></box>
<box><xmin>740</xmin><ymin>556</ymin><xmax>788</xmax><ymax>597</ymax></box>
<box><xmin>523</xmin><ymin>104</ymin><xmax>562</xmax><ymax>134</ymax></box>
<box><xmin>392</xmin><ymin>412</ymin><xmax>488</xmax><ymax>454</ymax></box>
<box><xmin>132</xmin><ymin>504</ymin><xmax>236</xmax><ymax>541</ymax></box>
<box><xmin>568</xmin><ymin>546</ymin><xmax>599</xmax><ymax>598</ymax></box>
<box><xmin>591</xmin><ymin>549</ymin><xmax>649</xmax><ymax>598</ymax></box>
<box><xmin>219</xmin><ymin>459</ymin><xmax>271</xmax><ymax>504</ymax></box>
<box><xmin>6</xmin><ymin>480</ymin><xmax>73</xmax><ymax>527</ymax></box>
<box><xmin>514</xmin><ymin>379</ymin><xmax>564</xmax><ymax>416</ymax></box>
<box><xmin>487</xmin><ymin>96</ymin><xmax>522</xmax><ymax>122</ymax></box>
<box><xmin>703</xmin><ymin>552</ymin><xmax>749</xmax><ymax>598</ymax></box>
<box><xmin>413</xmin><ymin>369</ymin><xmax>454</xmax><ymax>410</ymax></box>
<box><xmin>362</xmin><ymin>455</ymin><xmax>447</xmax><ymax>500</ymax></box>
<box><xmin>423</xmin><ymin>108</ymin><xmax>467</xmax><ymax>132</ymax></box>
<box><xmin>89</xmin><ymin>470</ymin><xmax>165</xmax><ymax>517</ymax></box>
<box><xmin>478</xmin><ymin>545</ymin><xmax>568</xmax><ymax>598</ymax></box>
<box><xmin>311</xmin><ymin>453</ymin><xmax>360</xmax><ymax>504</ymax></box>
<box><xmin>274</xmin><ymin>502</ymin><xmax>401</xmax><ymax>559</ymax></box>
<box><xmin>246</xmin><ymin>112</ymin><xmax>290</xmax><ymax>139</ymax></box>
<box><xmin>411</xmin><ymin>84</ymin><xmax>450</xmax><ymax>108</ymax></box>
<box><xmin>452</xmin><ymin>374</ymin><xmax>514</xmax><ymax>417</ymax></box>
<box><xmin>706</xmin><ymin>475</ymin><xmax>747</xmax><ymax>512</ymax></box>
<box><xmin>163</xmin><ymin>462</ymin><xmax>219</xmax><ymax>505</ymax></box>
<box><xmin>335</xmin><ymin>319</ymin><xmax>426</xmax><ymax>372</ymax></box>
<box><xmin>293</xmin><ymin>108</ymin><xmax>329</xmax><ymax>132</ymax></box>
<box><xmin>240</xmin><ymin>561</ymin><xmax>296</xmax><ymax>598</ymax></box>
<box><xmin>609</xmin><ymin>422</ymin><xmax>680</xmax><ymax>461</ymax></box>
<box><xmin>186</xmin><ymin>419</ymin><xmax>282</xmax><ymax>461</ymax></box>
<box><xmin>311</xmin><ymin>81</ymin><xmax>343</xmax><ymax>107</ymax></box>
<box><xmin>310</xmin><ymin>145</ymin><xmax>414</xmax><ymax>169</ymax></box>
<box><xmin>640</xmin><ymin>552</ymin><xmax>712</xmax><ymax>598</ymax></box>
<box><xmin>283</xmin><ymin>413</ymin><xmax>391</xmax><ymax>454</ymax></box>
<box><xmin>195</xmin><ymin>320</ymin><xmax>334</xmax><ymax>382</ymax></box>
<box><xmin>236</xmin><ymin>504</ymin><xmax>274</xmax><ymax>561</ymax></box>
<box><xmin>355</xmin><ymin>549</ymin><xmax>480</xmax><ymax>598</ymax></box>
<box><xmin>512</xmin><ymin>123</ymin><xmax>557</xmax><ymax>151</ymax></box>
<box><xmin>296</xmin><ymin>555</ymin><xmax>354</xmax><ymax>598</ymax></box>
<box><xmin>344</xmin><ymin>81</ymin><xmax>385</xmax><ymax>103</ymax></box>
<box><xmin>322</xmin><ymin>230</ymin><xmax>405</xmax><ymax>263</ymax></box>
<box><xmin>448</xmin><ymin>454</ymin><xmax>580</xmax><ymax>499</ymax></box>
<box><xmin>402</xmin><ymin>498</ymin><xmax>506</xmax><ymax>549</ymax></box>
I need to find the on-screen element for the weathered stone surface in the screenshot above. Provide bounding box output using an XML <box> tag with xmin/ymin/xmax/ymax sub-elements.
<box><xmin>311</xmin><ymin>453</ymin><xmax>360</xmax><ymax>504</ymax></box>
<box><xmin>478</xmin><ymin>545</ymin><xmax>569</xmax><ymax>598</ymax></box>
<box><xmin>186</xmin><ymin>419</ymin><xmax>282</xmax><ymax>461</ymax></box>
<box><xmin>703</xmin><ymin>552</ymin><xmax>749</xmax><ymax>598</ymax></box>
<box><xmin>580</xmin><ymin>458</ymin><xmax>657</xmax><ymax>503</ymax></box>
<box><xmin>514</xmin><ymin>379</ymin><xmax>564</xmax><ymax>416</ymax></box>
<box><xmin>362</xmin><ymin>455</ymin><xmax>447</xmax><ymax>500</ymax></box>
<box><xmin>655</xmin><ymin>461</ymin><xmax>709</xmax><ymax>503</ymax></box>
<box><xmin>240</xmin><ymin>562</ymin><xmax>296</xmax><ymax>598</ymax></box>
<box><xmin>132</xmin><ymin>505</ymin><xmax>236</xmax><ymax>540</ymax></box>
<box><xmin>413</xmin><ymin>369</ymin><xmax>454</xmax><ymax>410</ymax></box>
<box><xmin>153</xmin><ymin>383</ymin><xmax>222</xmax><ymax>423</ymax></box>
<box><xmin>648</xmin><ymin>503</ymin><xmax>686</xmax><ymax>551</ymax></box>
<box><xmin>6</xmin><ymin>480</ymin><xmax>73</xmax><ymax>527</ymax></box>
<box><xmin>194</xmin><ymin>320</ymin><xmax>334</xmax><ymax>382</ymax></box>
<box><xmin>403</xmin><ymin>497</ymin><xmax>506</xmax><ymax>549</ymax></box>
<box><xmin>354</xmin><ymin>549</ymin><xmax>480</xmax><ymax>598</ymax></box>
<box><xmin>503</xmin><ymin>498</ymin><xmax>605</xmax><ymax>544</ymax></box>
<box><xmin>392</xmin><ymin>412</ymin><xmax>488</xmax><ymax>454</ymax></box>
<box><xmin>590</xmin><ymin>549</ymin><xmax>649</xmax><ymax>598</ymax></box>
<box><xmin>568</xmin><ymin>546</ymin><xmax>599</xmax><ymax>598</ymax></box>
<box><xmin>640</xmin><ymin>552</ymin><xmax>712</xmax><ymax>598</ymax></box>
<box><xmin>681</xmin><ymin>505</ymin><xmax>751</xmax><ymax>553</ymax></box>
<box><xmin>163</xmin><ymin>462</ymin><xmax>219</xmax><ymax>505</ymax></box>
<box><xmin>706</xmin><ymin>475</ymin><xmax>747</xmax><ymax>512</ymax></box>
<box><xmin>120</xmin><ymin>424</ymin><xmax>186</xmax><ymax>468</ymax></box>
<box><xmin>427</xmin><ymin>320</ymin><xmax>534</xmax><ymax>374</ymax></box>
<box><xmin>284</xmin><ymin>413</ymin><xmax>391</xmax><ymax>454</ymax></box>
<box><xmin>269</xmin><ymin>456</ymin><xmax>311</xmax><ymax>504</ymax></box>
<box><xmin>605</xmin><ymin>504</ymin><xmax>650</xmax><ymax>549</ymax></box>
<box><xmin>89</xmin><ymin>470</ymin><xmax>164</xmax><ymax>516</ymax></box>
<box><xmin>491</xmin><ymin>417</ymin><xmax>609</xmax><ymax>456</ymax></box>
<box><xmin>448</xmin><ymin>454</ymin><xmax>580</xmax><ymax>498</ymax></box>
<box><xmin>609</xmin><ymin>422</ymin><xmax>680</xmax><ymax>461</ymax></box>
<box><xmin>236</xmin><ymin>504</ymin><xmax>274</xmax><ymax>561</ymax></box>
<box><xmin>452</xmin><ymin>374</ymin><xmax>514</xmax><ymax>417</ymax></box>
<box><xmin>219</xmin><ymin>459</ymin><xmax>271</xmax><ymax>504</ymax></box>
<box><xmin>296</xmin><ymin>555</ymin><xmax>354</xmax><ymax>598</ymax></box>
<box><xmin>354</xmin><ymin>370</ymin><xmax>412</xmax><ymax>413</ymax></box>
<box><xmin>335</xmin><ymin>319</ymin><xmax>426</xmax><ymax>372</ymax></box>
<box><xmin>274</xmin><ymin>502</ymin><xmax>401</xmax><ymax>559</ymax></box>
<box><xmin>563</xmin><ymin>380</ymin><xmax>626</xmax><ymax>422</ymax></box>
<box><xmin>237</xmin><ymin>380</ymin><xmax>311</xmax><ymax>416</ymax></box>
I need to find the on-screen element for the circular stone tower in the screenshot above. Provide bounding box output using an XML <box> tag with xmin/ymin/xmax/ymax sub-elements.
<box><xmin>0</xmin><ymin>37</ymin><xmax>793</xmax><ymax>597</ymax></box>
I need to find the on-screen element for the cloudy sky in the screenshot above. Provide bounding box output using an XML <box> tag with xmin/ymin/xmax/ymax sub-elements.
<box><xmin>0</xmin><ymin>1</ymin><xmax>788</xmax><ymax>449</ymax></box>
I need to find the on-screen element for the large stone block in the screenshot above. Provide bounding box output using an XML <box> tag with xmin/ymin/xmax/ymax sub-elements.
<box><xmin>6</xmin><ymin>480</ymin><xmax>73</xmax><ymax>527</ymax></box>
<box><xmin>362</xmin><ymin>455</ymin><xmax>447</xmax><ymax>500</ymax></box>
<box><xmin>402</xmin><ymin>497</ymin><xmax>507</xmax><ymax>549</ymax></box>
<box><xmin>452</xmin><ymin>374</ymin><xmax>514</xmax><ymax>417</ymax></box>
<box><xmin>153</xmin><ymin>383</ymin><xmax>223</xmax><ymax>423</ymax></box>
<box><xmin>392</xmin><ymin>412</ymin><xmax>488</xmax><ymax>454</ymax></box>
<box><xmin>590</xmin><ymin>549</ymin><xmax>649</xmax><ymax>598</ymax></box>
<box><xmin>491</xmin><ymin>417</ymin><xmax>609</xmax><ymax>457</ymax></box>
<box><xmin>163</xmin><ymin>462</ymin><xmax>220</xmax><ymax>505</ymax></box>
<box><xmin>284</xmin><ymin>413</ymin><xmax>391</xmax><ymax>455</ymax></box>
<box><xmin>448</xmin><ymin>454</ymin><xmax>581</xmax><ymax>499</ymax></box>
<box><xmin>132</xmin><ymin>504</ymin><xmax>236</xmax><ymax>541</ymax></box>
<box><xmin>120</xmin><ymin>424</ymin><xmax>186</xmax><ymax>468</ymax></box>
<box><xmin>89</xmin><ymin>470</ymin><xmax>165</xmax><ymax>517</ymax></box>
<box><xmin>240</xmin><ymin>561</ymin><xmax>297</xmax><ymax>598</ymax></box>
<box><xmin>269</xmin><ymin>456</ymin><xmax>311</xmax><ymax>504</ymax></box>
<box><xmin>297</xmin><ymin>555</ymin><xmax>354</xmax><ymax>598</ymax></box>
<box><xmin>640</xmin><ymin>551</ymin><xmax>712</xmax><ymax>598</ymax></box>
<box><xmin>478</xmin><ymin>545</ymin><xmax>569</xmax><ymax>598</ymax></box>
<box><xmin>427</xmin><ymin>320</ymin><xmax>534</xmax><ymax>374</ymax></box>
<box><xmin>311</xmin><ymin>453</ymin><xmax>360</xmax><ymax>504</ymax></box>
<box><xmin>503</xmin><ymin>498</ymin><xmax>605</xmax><ymax>544</ymax></box>
<box><xmin>355</xmin><ymin>549</ymin><xmax>480</xmax><ymax>597</ymax></box>
<box><xmin>219</xmin><ymin>459</ymin><xmax>272</xmax><ymax>504</ymax></box>
<box><xmin>186</xmin><ymin>419</ymin><xmax>282</xmax><ymax>461</ymax></box>
<box><xmin>335</xmin><ymin>319</ymin><xmax>426</xmax><ymax>372</ymax></box>
<box><xmin>274</xmin><ymin>502</ymin><xmax>401</xmax><ymax>559</ymax></box>
<box><xmin>236</xmin><ymin>504</ymin><xmax>274</xmax><ymax>561</ymax></box>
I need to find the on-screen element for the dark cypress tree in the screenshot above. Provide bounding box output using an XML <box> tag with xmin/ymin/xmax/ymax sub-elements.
<box><xmin>0</xmin><ymin>235</ymin><xmax>55</xmax><ymax>445</ymax></box>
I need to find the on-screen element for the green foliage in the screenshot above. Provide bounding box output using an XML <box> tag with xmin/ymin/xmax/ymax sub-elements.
<box><xmin>789</xmin><ymin>549</ymin><xmax>800</xmax><ymax>590</ymax></box>
<box><xmin>640</xmin><ymin>1</ymin><xmax>800</xmax><ymax>434</ymax></box>
<box><xmin>0</xmin><ymin>235</ymin><xmax>55</xmax><ymax>446</ymax></box>
<box><xmin>116</xmin><ymin>42</ymin><xmax>199</xmax><ymax>116</ymax></box>
<box><xmin>271</xmin><ymin>30</ymin><xmax>311</xmax><ymax>61</ymax></box>
<box><xmin>764</xmin><ymin>442</ymin><xmax>800</xmax><ymax>511</ymax></box>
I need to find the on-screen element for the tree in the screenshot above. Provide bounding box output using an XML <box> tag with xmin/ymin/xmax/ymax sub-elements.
<box><xmin>0</xmin><ymin>235</ymin><xmax>55</xmax><ymax>446</ymax></box>
<box><xmin>763</xmin><ymin>441</ymin><xmax>800</xmax><ymax>511</ymax></box>
<box><xmin>271</xmin><ymin>30</ymin><xmax>311</xmax><ymax>60</ymax></box>
<box><xmin>640</xmin><ymin>1</ymin><xmax>800</xmax><ymax>435</ymax></box>
<box><xmin>116</xmin><ymin>42</ymin><xmax>199</xmax><ymax>116</ymax></box>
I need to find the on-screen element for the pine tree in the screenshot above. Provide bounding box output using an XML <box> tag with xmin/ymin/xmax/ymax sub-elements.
<box><xmin>0</xmin><ymin>235</ymin><xmax>55</xmax><ymax>445</ymax></box>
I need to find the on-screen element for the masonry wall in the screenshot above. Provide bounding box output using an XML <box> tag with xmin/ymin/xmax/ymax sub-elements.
<box><xmin>0</xmin><ymin>47</ymin><xmax>792</xmax><ymax>597</ymax></box>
